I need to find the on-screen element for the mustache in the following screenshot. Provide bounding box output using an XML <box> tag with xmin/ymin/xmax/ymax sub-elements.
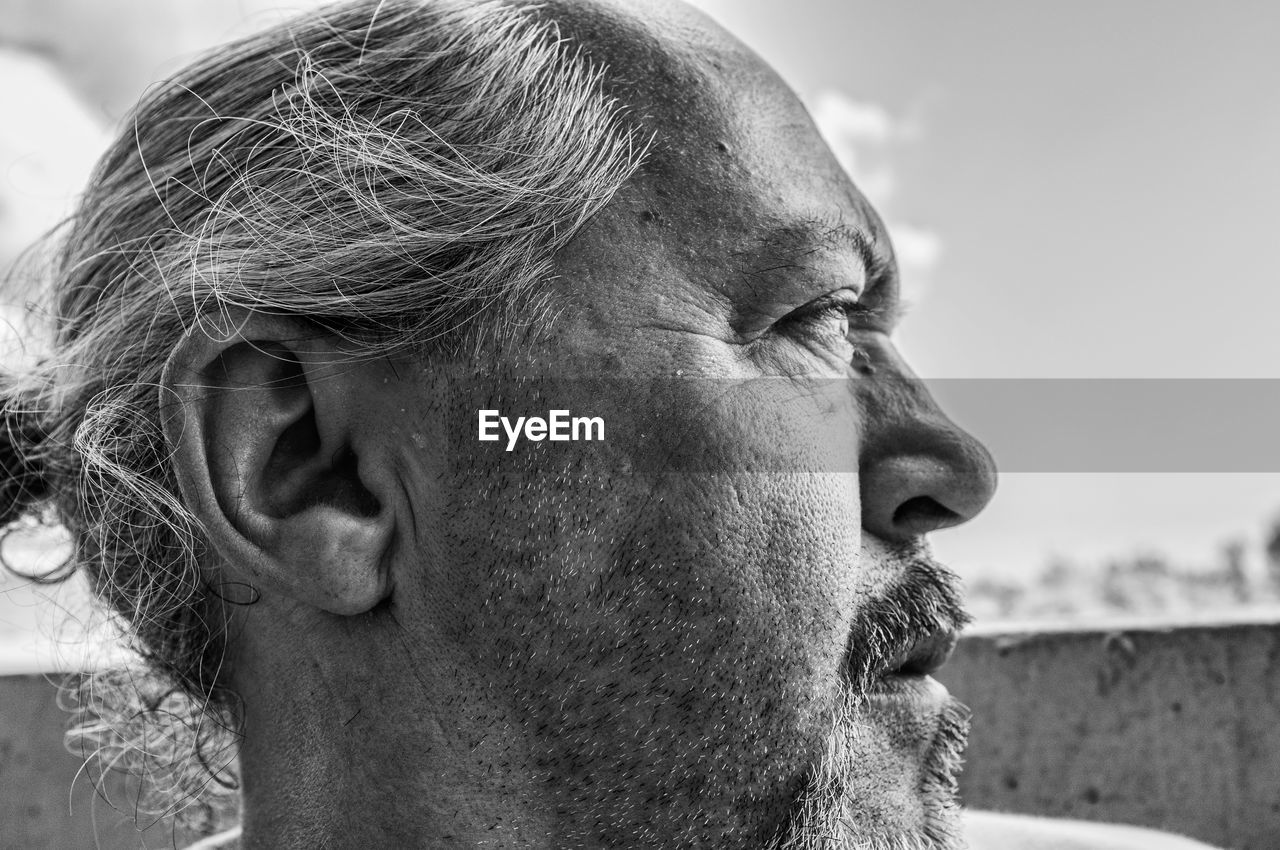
<box><xmin>843</xmin><ymin>543</ymin><xmax>971</xmax><ymax>695</ymax></box>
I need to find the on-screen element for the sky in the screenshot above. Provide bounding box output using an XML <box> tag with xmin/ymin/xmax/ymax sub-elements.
<box><xmin>2</xmin><ymin>0</ymin><xmax>1279</xmax><ymax>605</ymax></box>
<box><xmin>688</xmin><ymin>0</ymin><xmax>1280</xmax><ymax>377</ymax></box>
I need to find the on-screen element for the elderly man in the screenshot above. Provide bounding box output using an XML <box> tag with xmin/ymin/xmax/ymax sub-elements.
<box><xmin>0</xmin><ymin>0</ymin><xmax>1217</xmax><ymax>847</ymax></box>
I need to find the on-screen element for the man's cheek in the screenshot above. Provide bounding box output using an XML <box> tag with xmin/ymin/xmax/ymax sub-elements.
<box><xmin>562</xmin><ymin>376</ymin><xmax>850</xmax><ymax>476</ymax></box>
<box><xmin>632</xmin><ymin>476</ymin><xmax>860</xmax><ymax>673</ymax></box>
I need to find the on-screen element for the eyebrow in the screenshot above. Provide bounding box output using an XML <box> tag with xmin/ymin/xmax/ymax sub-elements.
<box><xmin>749</xmin><ymin>216</ymin><xmax>893</xmax><ymax>283</ymax></box>
<box><xmin>732</xmin><ymin>214</ymin><xmax>906</xmax><ymax>330</ymax></box>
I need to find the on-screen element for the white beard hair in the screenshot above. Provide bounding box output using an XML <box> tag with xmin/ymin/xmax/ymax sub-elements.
<box><xmin>764</xmin><ymin>685</ymin><xmax>971</xmax><ymax>850</ymax></box>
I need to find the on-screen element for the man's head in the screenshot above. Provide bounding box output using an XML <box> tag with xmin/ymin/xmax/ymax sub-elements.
<box><xmin>0</xmin><ymin>1</ymin><xmax>995</xmax><ymax>847</ymax></box>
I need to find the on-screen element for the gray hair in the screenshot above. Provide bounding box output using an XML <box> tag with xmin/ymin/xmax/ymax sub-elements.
<box><xmin>0</xmin><ymin>0</ymin><xmax>647</xmax><ymax>832</ymax></box>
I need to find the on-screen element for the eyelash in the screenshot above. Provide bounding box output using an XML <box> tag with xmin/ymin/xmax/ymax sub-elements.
<box><xmin>790</xmin><ymin>291</ymin><xmax>869</xmax><ymax>340</ymax></box>
<box><xmin>811</xmin><ymin>281</ymin><xmax>905</xmax><ymax>331</ymax></box>
<box><xmin>811</xmin><ymin>300</ymin><xmax>859</xmax><ymax>337</ymax></box>
<box><xmin>772</xmin><ymin>288</ymin><xmax>900</xmax><ymax>371</ymax></box>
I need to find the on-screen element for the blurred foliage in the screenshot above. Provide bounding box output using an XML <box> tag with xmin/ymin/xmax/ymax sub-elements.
<box><xmin>967</xmin><ymin>513</ymin><xmax>1280</xmax><ymax>622</ymax></box>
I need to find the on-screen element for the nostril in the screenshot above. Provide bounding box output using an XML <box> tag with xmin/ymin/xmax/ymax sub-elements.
<box><xmin>892</xmin><ymin>496</ymin><xmax>960</xmax><ymax>533</ymax></box>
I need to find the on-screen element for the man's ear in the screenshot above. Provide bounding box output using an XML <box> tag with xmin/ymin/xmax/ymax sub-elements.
<box><xmin>160</xmin><ymin>311</ymin><xmax>396</xmax><ymax>615</ymax></box>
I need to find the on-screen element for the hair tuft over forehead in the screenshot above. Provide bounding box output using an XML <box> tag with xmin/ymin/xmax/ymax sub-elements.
<box><xmin>60</xmin><ymin>0</ymin><xmax>648</xmax><ymax>355</ymax></box>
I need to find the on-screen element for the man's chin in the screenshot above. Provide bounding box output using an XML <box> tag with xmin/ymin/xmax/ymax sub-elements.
<box><xmin>765</xmin><ymin>682</ymin><xmax>971</xmax><ymax>850</ymax></box>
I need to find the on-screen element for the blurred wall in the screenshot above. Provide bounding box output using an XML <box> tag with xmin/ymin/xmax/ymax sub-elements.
<box><xmin>942</xmin><ymin>619</ymin><xmax>1280</xmax><ymax>850</ymax></box>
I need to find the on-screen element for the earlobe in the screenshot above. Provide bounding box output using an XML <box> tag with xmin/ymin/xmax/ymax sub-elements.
<box><xmin>160</xmin><ymin>312</ymin><xmax>395</xmax><ymax>615</ymax></box>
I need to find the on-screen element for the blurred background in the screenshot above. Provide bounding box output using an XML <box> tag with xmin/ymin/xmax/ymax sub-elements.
<box><xmin>2</xmin><ymin>0</ymin><xmax>1280</xmax><ymax>673</ymax></box>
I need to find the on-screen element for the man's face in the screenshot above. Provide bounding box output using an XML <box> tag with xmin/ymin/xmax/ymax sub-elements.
<box><xmin>389</xmin><ymin>2</ymin><xmax>996</xmax><ymax>847</ymax></box>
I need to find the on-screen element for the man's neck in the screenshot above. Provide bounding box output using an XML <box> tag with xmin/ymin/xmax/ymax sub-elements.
<box><xmin>231</xmin><ymin>605</ymin><xmax>552</xmax><ymax>848</ymax></box>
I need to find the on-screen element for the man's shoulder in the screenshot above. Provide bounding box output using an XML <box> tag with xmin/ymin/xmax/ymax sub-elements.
<box><xmin>183</xmin><ymin>826</ymin><xmax>242</xmax><ymax>850</ymax></box>
<box><xmin>188</xmin><ymin>815</ymin><xmax>1220</xmax><ymax>850</ymax></box>
<box><xmin>964</xmin><ymin>810</ymin><xmax>1222</xmax><ymax>850</ymax></box>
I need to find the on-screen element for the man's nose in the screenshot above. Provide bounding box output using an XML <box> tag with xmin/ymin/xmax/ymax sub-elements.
<box><xmin>856</xmin><ymin>353</ymin><xmax>997</xmax><ymax>542</ymax></box>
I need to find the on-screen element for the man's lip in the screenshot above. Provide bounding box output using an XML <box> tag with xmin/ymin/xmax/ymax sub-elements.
<box><xmin>866</xmin><ymin>672</ymin><xmax>951</xmax><ymax>705</ymax></box>
<box><xmin>885</xmin><ymin>625</ymin><xmax>959</xmax><ymax>677</ymax></box>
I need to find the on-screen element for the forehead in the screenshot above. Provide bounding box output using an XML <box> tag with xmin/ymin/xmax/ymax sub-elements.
<box><xmin>539</xmin><ymin>0</ymin><xmax>891</xmax><ymax>302</ymax></box>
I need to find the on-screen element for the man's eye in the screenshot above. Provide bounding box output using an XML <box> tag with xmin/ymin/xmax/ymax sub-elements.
<box><xmin>811</xmin><ymin>301</ymin><xmax>854</xmax><ymax>338</ymax></box>
<box><xmin>782</xmin><ymin>291</ymin><xmax>864</xmax><ymax>344</ymax></box>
